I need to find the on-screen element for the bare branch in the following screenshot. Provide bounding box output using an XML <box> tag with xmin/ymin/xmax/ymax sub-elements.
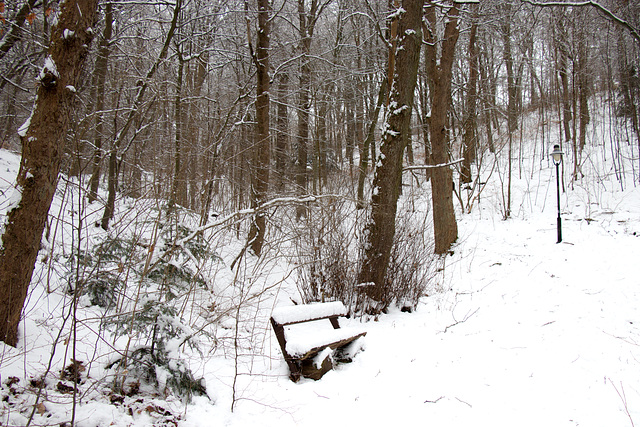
<box><xmin>403</xmin><ymin>158</ymin><xmax>464</xmax><ymax>172</ymax></box>
<box><xmin>521</xmin><ymin>0</ymin><xmax>640</xmax><ymax>44</ymax></box>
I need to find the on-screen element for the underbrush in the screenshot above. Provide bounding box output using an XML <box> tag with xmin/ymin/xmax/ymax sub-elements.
<box><xmin>290</xmin><ymin>185</ymin><xmax>441</xmax><ymax>316</ymax></box>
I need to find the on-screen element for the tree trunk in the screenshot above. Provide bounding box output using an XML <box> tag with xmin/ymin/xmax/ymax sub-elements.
<box><xmin>357</xmin><ymin>77</ymin><xmax>386</xmax><ymax>209</ymax></box>
<box><xmin>424</xmin><ymin>0</ymin><xmax>459</xmax><ymax>254</ymax></box>
<box><xmin>316</xmin><ymin>88</ymin><xmax>328</xmax><ymax>191</ymax></box>
<box><xmin>88</xmin><ymin>2</ymin><xmax>114</xmax><ymax>204</ymax></box>
<box><xmin>100</xmin><ymin>0</ymin><xmax>182</xmax><ymax>229</ymax></box>
<box><xmin>502</xmin><ymin>1</ymin><xmax>516</xmax><ymax>219</ymax></box>
<box><xmin>296</xmin><ymin>48</ymin><xmax>310</xmax><ymax>218</ymax></box>
<box><xmin>295</xmin><ymin>0</ymin><xmax>322</xmax><ymax>219</ymax></box>
<box><xmin>357</xmin><ymin>0</ymin><xmax>423</xmax><ymax>302</ymax></box>
<box><xmin>275</xmin><ymin>72</ymin><xmax>289</xmax><ymax>191</ymax></box>
<box><xmin>248</xmin><ymin>0</ymin><xmax>271</xmax><ymax>256</ymax></box>
<box><xmin>460</xmin><ymin>5</ymin><xmax>478</xmax><ymax>185</ymax></box>
<box><xmin>170</xmin><ymin>54</ymin><xmax>185</xmax><ymax>208</ymax></box>
<box><xmin>0</xmin><ymin>0</ymin><xmax>99</xmax><ymax>347</ymax></box>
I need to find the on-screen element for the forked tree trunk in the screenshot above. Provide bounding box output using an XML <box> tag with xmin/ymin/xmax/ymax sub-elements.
<box><xmin>0</xmin><ymin>0</ymin><xmax>99</xmax><ymax>347</ymax></box>
<box><xmin>357</xmin><ymin>0</ymin><xmax>423</xmax><ymax>301</ymax></box>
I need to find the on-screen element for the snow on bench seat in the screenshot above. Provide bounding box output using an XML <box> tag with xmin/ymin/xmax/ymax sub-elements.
<box><xmin>271</xmin><ymin>301</ymin><xmax>347</xmax><ymax>325</ymax></box>
<box><xmin>283</xmin><ymin>321</ymin><xmax>365</xmax><ymax>357</ymax></box>
<box><xmin>271</xmin><ymin>301</ymin><xmax>366</xmax><ymax>381</ymax></box>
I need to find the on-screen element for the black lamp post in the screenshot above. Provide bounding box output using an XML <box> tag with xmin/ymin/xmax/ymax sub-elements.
<box><xmin>550</xmin><ymin>144</ymin><xmax>564</xmax><ymax>243</ymax></box>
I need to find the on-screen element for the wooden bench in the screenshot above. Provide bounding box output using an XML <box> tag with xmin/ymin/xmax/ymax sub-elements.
<box><xmin>270</xmin><ymin>301</ymin><xmax>366</xmax><ymax>382</ymax></box>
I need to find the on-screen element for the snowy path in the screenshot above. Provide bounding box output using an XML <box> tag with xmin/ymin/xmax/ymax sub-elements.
<box><xmin>190</xmin><ymin>187</ymin><xmax>640</xmax><ymax>427</ymax></box>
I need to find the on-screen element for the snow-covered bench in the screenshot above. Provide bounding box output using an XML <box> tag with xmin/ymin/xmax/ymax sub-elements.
<box><xmin>270</xmin><ymin>301</ymin><xmax>366</xmax><ymax>382</ymax></box>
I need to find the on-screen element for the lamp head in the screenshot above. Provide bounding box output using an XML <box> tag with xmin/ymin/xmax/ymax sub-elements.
<box><xmin>550</xmin><ymin>144</ymin><xmax>564</xmax><ymax>165</ymax></box>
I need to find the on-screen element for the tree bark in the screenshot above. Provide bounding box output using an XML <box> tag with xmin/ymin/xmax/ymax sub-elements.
<box><xmin>275</xmin><ymin>72</ymin><xmax>289</xmax><ymax>191</ymax></box>
<box><xmin>424</xmin><ymin>0</ymin><xmax>459</xmax><ymax>254</ymax></box>
<box><xmin>0</xmin><ymin>0</ymin><xmax>99</xmax><ymax>347</ymax></box>
<box><xmin>248</xmin><ymin>0</ymin><xmax>271</xmax><ymax>256</ymax></box>
<box><xmin>357</xmin><ymin>77</ymin><xmax>386</xmax><ymax>209</ymax></box>
<box><xmin>357</xmin><ymin>0</ymin><xmax>423</xmax><ymax>302</ymax></box>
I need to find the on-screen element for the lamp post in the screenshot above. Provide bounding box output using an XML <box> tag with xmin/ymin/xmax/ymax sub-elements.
<box><xmin>550</xmin><ymin>144</ymin><xmax>564</xmax><ymax>243</ymax></box>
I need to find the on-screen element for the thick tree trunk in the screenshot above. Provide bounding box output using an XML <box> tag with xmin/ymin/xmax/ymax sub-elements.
<box><xmin>357</xmin><ymin>0</ymin><xmax>423</xmax><ymax>302</ymax></box>
<box><xmin>424</xmin><ymin>0</ymin><xmax>459</xmax><ymax>254</ymax></box>
<box><xmin>248</xmin><ymin>0</ymin><xmax>271</xmax><ymax>256</ymax></box>
<box><xmin>0</xmin><ymin>0</ymin><xmax>98</xmax><ymax>347</ymax></box>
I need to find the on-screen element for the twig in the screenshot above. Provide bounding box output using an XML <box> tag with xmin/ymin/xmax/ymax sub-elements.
<box><xmin>443</xmin><ymin>307</ymin><xmax>479</xmax><ymax>333</ymax></box>
<box><xmin>456</xmin><ymin>397</ymin><xmax>473</xmax><ymax>408</ymax></box>
<box><xmin>608</xmin><ymin>378</ymin><xmax>636</xmax><ymax>427</ymax></box>
<box><xmin>520</xmin><ymin>0</ymin><xmax>640</xmax><ymax>45</ymax></box>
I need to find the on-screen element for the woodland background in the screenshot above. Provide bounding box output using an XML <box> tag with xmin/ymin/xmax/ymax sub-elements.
<box><xmin>0</xmin><ymin>0</ymin><xmax>639</xmax><ymax>425</ymax></box>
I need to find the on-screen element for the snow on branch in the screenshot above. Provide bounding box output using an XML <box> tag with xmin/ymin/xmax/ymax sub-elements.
<box><xmin>403</xmin><ymin>158</ymin><xmax>464</xmax><ymax>172</ymax></box>
<box><xmin>521</xmin><ymin>0</ymin><xmax>640</xmax><ymax>44</ymax></box>
<box><xmin>170</xmin><ymin>194</ymin><xmax>342</xmax><ymax>255</ymax></box>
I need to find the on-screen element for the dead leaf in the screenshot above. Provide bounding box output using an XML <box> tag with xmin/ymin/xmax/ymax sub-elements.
<box><xmin>35</xmin><ymin>402</ymin><xmax>46</xmax><ymax>415</ymax></box>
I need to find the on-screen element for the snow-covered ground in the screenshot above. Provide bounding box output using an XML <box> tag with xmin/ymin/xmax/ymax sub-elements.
<box><xmin>1</xmin><ymin>111</ymin><xmax>639</xmax><ymax>426</ymax></box>
<box><xmin>195</xmin><ymin>169</ymin><xmax>640</xmax><ymax>427</ymax></box>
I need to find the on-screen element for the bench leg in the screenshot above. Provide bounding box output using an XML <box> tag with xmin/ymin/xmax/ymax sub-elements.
<box><xmin>271</xmin><ymin>318</ymin><xmax>303</xmax><ymax>382</ymax></box>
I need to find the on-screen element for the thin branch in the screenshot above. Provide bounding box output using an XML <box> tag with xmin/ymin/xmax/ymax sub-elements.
<box><xmin>521</xmin><ymin>0</ymin><xmax>640</xmax><ymax>44</ymax></box>
<box><xmin>403</xmin><ymin>158</ymin><xmax>464</xmax><ymax>172</ymax></box>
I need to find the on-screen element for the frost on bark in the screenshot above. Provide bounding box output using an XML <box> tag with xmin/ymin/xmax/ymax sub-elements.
<box><xmin>0</xmin><ymin>0</ymin><xmax>99</xmax><ymax>347</ymax></box>
<box><xmin>357</xmin><ymin>0</ymin><xmax>423</xmax><ymax>302</ymax></box>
